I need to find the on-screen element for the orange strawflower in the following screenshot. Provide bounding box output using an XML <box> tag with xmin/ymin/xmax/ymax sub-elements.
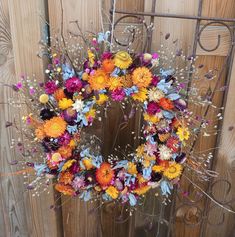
<box><xmin>132</xmin><ymin>67</ymin><xmax>152</xmax><ymax>88</ymax></box>
<box><xmin>35</xmin><ymin>126</ymin><xmax>46</xmax><ymax>140</ymax></box>
<box><xmin>59</xmin><ymin>172</ymin><xmax>74</xmax><ymax>185</ymax></box>
<box><xmin>133</xmin><ymin>185</ymin><xmax>151</xmax><ymax>195</ymax></box>
<box><xmin>121</xmin><ymin>74</ymin><xmax>133</xmax><ymax>87</ymax></box>
<box><xmin>43</xmin><ymin>117</ymin><xmax>67</xmax><ymax>138</ymax></box>
<box><xmin>102</xmin><ymin>59</ymin><xmax>115</xmax><ymax>73</ymax></box>
<box><xmin>57</xmin><ymin>145</ymin><xmax>73</xmax><ymax>159</ymax></box>
<box><xmin>55</xmin><ymin>183</ymin><xmax>74</xmax><ymax>195</ymax></box>
<box><xmin>54</xmin><ymin>88</ymin><xmax>66</xmax><ymax>101</ymax></box>
<box><xmin>108</xmin><ymin>77</ymin><xmax>123</xmax><ymax>90</ymax></box>
<box><xmin>88</xmin><ymin>69</ymin><xmax>109</xmax><ymax>91</ymax></box>
<box><xmin>96</xmin><ymin>162</ymin><xmax>114</xmax><ymax>186</ymax></box>
<box><xmin>158</xmin><ymin>98</ymin><xmax>174</xmax><ymax>110</ymax></box>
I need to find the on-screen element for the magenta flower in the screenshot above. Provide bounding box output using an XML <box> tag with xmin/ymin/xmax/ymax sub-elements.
<box><xmin>65</xmin><ymin>77</ymin><xmax>82</xmax><ymax>93</ymax></box>
<box><xmin>111</xmin><ymin>88</ymin><xmax>125</xmax><ymax>101</ymax></box>
<box><xmin>152</xmin><ymin>53</ymin><xmax>159</xmax><ymax>59</ymax></box>
<box><xmin>45</xmin><ymin>80</ymin><xmax>57</xmax><ymax>94</ymax></box>
<box><xmin>146</xmin><ymin>101</ymin><xmax>161</xmax><ymax>115</ymax></box>
<box><xmin>58</xmin><ymin>132</ymin><xmax>71</xmax><ymax>146</ymax></box>
<box><xmin>151</xmin><ymin>75</ymin><xmax>160</xmax><ymax>86</ymax></box>
<box><xmin>101</xmin><ymin>52</ymin><xmax>112</xmax><ymax>60</ymax></box>
<box><xmin>16</xmin><ymin>82</ymin><xmax>22</xmax><ymax>89</ymax></box>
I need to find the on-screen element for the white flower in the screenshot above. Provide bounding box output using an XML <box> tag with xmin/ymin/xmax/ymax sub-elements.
<box><xmin>151</xmin><ymin>58</ymin><xmax>159</xmax><ymax>67</ymax></box>
<box><xmin>72</xmin><ymin>99</ymin><xmax>84</xmax><ymax>112</ymax></box>
<box><xmin>148</xmin><ymin>88</ymin><xmax>164</xmax><ymax>102</ymax></box>
<box><xmin>158</xmin><ymin>145</ymin><xmax>172</xmax><ymax>160</ymax></box>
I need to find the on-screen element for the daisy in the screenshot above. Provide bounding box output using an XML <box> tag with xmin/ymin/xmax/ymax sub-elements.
<box><xmin>158</xmin><ymin>145</ymin><xmax>172</xmax><ymax>160</ymax></box>
<box><xmin>148</xmin><ymin>88</ymin><xmax>164</xmax><ymax>102</ymax></box>
<box><xmin>72</xmin><ymin>99</ymin><xmax>84</xmax><ymax>112</ymax></box>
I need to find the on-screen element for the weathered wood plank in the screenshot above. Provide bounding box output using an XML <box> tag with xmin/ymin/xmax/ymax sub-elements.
<box><xmin>5</xmin><ymin>0</ymin><xmax>63</xmax><ymax>236</ymax></box>
<box><xmin>48</xmin><ymin>1</ymin><xmax>103</xmax><ymax>237</ymax></box>
<box><xmin>196</xmin><ymin>26</ymin><xmax>231</xmax><ymax>56</ymax></box>
<box><xmin>0</xmin><ymin>0</ymin><xmax>31</xmax><ymax>236</ymax></box>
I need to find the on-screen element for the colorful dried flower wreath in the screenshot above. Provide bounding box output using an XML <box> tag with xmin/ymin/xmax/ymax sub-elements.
<box><xmin>11</xmin><ymin>32</ymin><xmax>195</xmax><ymax>207</ymax></box>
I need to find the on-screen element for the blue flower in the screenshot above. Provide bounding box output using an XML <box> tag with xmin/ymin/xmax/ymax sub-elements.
<box><xmin>80</xmin><ymin>148</ymin><xmax>90</xmax><ymax>158</ymax></box>
<box><xmin>34</xmin><ymin>164</ymin><xmax>48</xmax><ymax>176</ymax></box>
<box><xmin>111</xmin><ymin>67</ymin><xmax>121</xmax><ymax>77</ymax></box>
<box><xmin>162</xmin><ymin>110</ymin><xmax>174</xmax><ymax>119</ymax></box>
<box><xmin>128</xmin><ymin>193</ymin><xmax>137</xmax><ymax>206</ymax></box>
<box><xmin>75</xmin><ymin>113</ymin><xmax>88</xmax><ymax>127</ymax></box>
<box><xmin>143</xmin><ymin>167</ymin><xmax>152</xmax><ymax>179</ymax></box>
<box><xmin>160</xmin><ymin>180</ymin><xmax>173</xmax><ymax>196</ymax></box>
<box><xmin>124</xmin><ymin>173</ymin><xmax>136</xmax><ymax>186</ymax></box>
<box><xmin>160</xmin><ymin>68</ymin><xmax>175</xmax><ymax>78</ymax></box>
<box><xmin>167</xmin><ymin>93</ymin><xmax>180</xmax><ymax>100</ymax></box>
<box><xmin>157</xmin><ymin>80</ymin><xmax>172</xmax><ymax>94</ymax></box>
<box><xmin>62</xmin><ymin>64</ymin><xmax>75</xmax><ymax>80</ymax></box>
<box><xmin>113</xmin><ymin>160</ymin><xmax>128</xmax><ymax>169</ymax></box>
<box><xmin>92</xmin><ymin>155</ymin><xmax>103</xmax><ymax>168</ymax></box>
<box><xmin>67</xmin><ymin>124</ymin><xmax>78</xmax><ymax>134</ymax></box>
<box><xmin>124</xmin><ymin>86</ymin><xmax>138</xmax><ymax>96</ymax></box>
<box><xmin>97</xmin><ymin>31</ymin><xmax>110</xmax><ymax>43</ymax></box>
<box><xmin>80</xmin><ymin>190</ymin><xmax>92</xmax><ymax>201</ymax></box>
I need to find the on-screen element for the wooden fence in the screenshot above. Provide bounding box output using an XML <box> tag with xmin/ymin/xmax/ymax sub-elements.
<box><xmin>0</xmin><ymin>0</ymin><xmax>235</xmax><ymax>236</ymax></box>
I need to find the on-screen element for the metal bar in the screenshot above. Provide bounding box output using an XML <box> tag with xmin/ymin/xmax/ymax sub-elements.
<box><xmin>113</xmin><ymin>10</ymin><xmax>235</xmax><ymax>22</ymax></box>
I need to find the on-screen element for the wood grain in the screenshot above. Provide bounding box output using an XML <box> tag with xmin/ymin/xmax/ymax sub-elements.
<box><xmin>0</xmin><ymin>0</ymin><xmax>63</xmax><ymax>236</ymax></box>
<box><xmin>48</xmin><ymin>1</ymin><xmax>103</xmax><ymax>237</ymax></box>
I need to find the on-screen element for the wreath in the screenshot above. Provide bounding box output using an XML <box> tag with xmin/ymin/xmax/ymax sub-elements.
<box><xmin>12</xmin><ymin>32</ymin><xmax>191</xmax><ymax>207</ymax></box>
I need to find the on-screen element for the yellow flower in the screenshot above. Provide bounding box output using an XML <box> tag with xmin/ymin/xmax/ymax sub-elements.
<box><xmin>82</xmin><ymin>72</ymin><xmax>89</xmax><ymax>81</ymax></box>
<box><xmin>163</xmin><ymin>162</ymin><xmax>183</xmax><ymax>180</ymax></box>
<box><xmin>108</xmin><ymin>77</ymin><xmax>123</xmax><ymax>90</ymax></box>
<box><xmin>177</xmin><ymin>126</ymin><xmax>190</xmax><ymax>141</ymax></box>
<box><xmin>69</xmin><ymin>139</ymin><xmax>76</xmax><ymax>148</ymax></box>
<box><xmin>62</xmin><ymin>159</ymin><xmax>76</xmax><ymax>171</ymax></box>
<box><xmin>88</xmin><ymin>49</ymin><xmax>95</xmax><ymax>66</ymax></box>
<box><xmin>88</xmin><ymin>69</ymin><xmax>109</xmax><ymax>91</ymax></box>
<box><xmin>152</xmin><ymin>165</ymin><xmax>165</xmax><ymax>173</ymax></box>
<box><xmin>114</xmin><ymin>51</ymin><xmax>132</xmax><ymax>69</ymax></box>
<box><xmin>137</xmin><ymin>174</ymin><xmax>147</xmax><ymax>184</ymax></box>
<box><xmin>136</xmin><ymin>144</ymin><xmax>144</xmax><ymax>157</ymax></box>
<box><xmin>132</xmin><ymin>88</ymin><xmax>147</xmax><ymax>102</ymax></box>
<box><xmin>51</xmin><ymin>153</ymin><xmax>62</xmax><ymax>162</ymax></box>
<box><xmin>39</xmin><ymin>94</ymin><xmax>49</xmax><ymax>104</ymax></box>
<box><xmin>121</xmin><ymin>74</ymin><xmax>133</xmax><ymax>87</ymax></box>
<box><xmin>127</xmin><ymin>162</ymin><xmax>137</xmax><ymax>175</ymax></box>
<box><xmin>58</xmin><ymin>98</ymin><xmax>73</xmax><ymax>110</ymax></box>
<box><xmin>143</xmin><ymin>113</ymin><xmax>160</xmax><ymax>123</ymax></box>
<box><xmin>94</xmin><ymin>94</ymin><xmax>108</xmax><ymax>105</ymax></box>
<box><xmin>83</xmin><ymin>158</ymin><xmax>94</xmax><ymax>170</ymax></box>
<box><xmin>106</xmin><ymin>186</ymin><xmax>119</xmax><ymax>199</ymax></box>
<box><xmin>44</xmin><ymin>117</ymin><xmax>67</xmax><ymax>138</ymax></box>
<box><xmin>133</xmin><ymin>185</ymin><xmax>151</xmax><ymax>195</ymax></box>
<box><xmin>86</xmin><ymin>109</ymin><xmax>96</xmax><ymax>120</ymax></box>
<box><xmin>132</xmin><ymin>67</ymin><xmax>152</xmax><ymax>88</ymax></box>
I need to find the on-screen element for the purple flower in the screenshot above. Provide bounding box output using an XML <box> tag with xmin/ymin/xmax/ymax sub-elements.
<box><xmin>146</xmin><ymin>102</ymin><xmax>161</xmax><ymax>115</ymax></box>
<box><xmin>29</xmin><ymin>88</ymin><xmax>36</xmax><ymax>95</ymax></box>
<box><xmin>72</xmin><ymin>176</ymin><xmax>85</xmax><ymax>190</ymax></box>
<box><xmin>45</xmin><ymin>80</ymin><xmax>57</xmax><ymax>94</ymax></box>
<box><xmin>58</xmin><ymin>132</ymin><xmax>71</xmax><ymax>146</ymax></box>
<box><xmin>111</xmin><ymin>88</ymin><xmax>125</xmax><ymax>101</ymax></box>
<box><xmin>65</xmin><ymin>77</ymin><xmax>82</xmax><ymax>93</ymax></box>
